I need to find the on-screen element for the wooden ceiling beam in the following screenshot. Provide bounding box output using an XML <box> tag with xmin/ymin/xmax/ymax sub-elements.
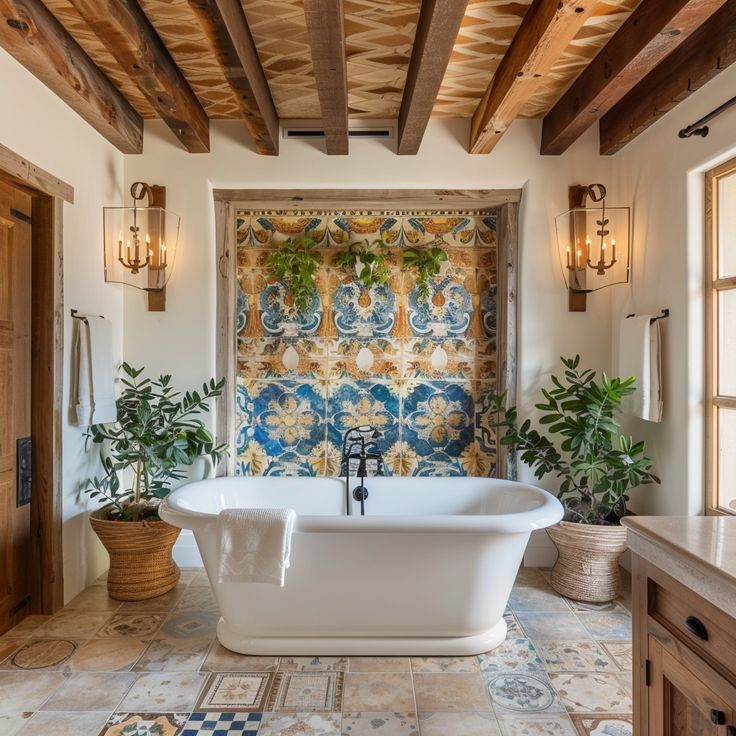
<box><xmin>0</xmin><ymin>0</ymin><xmax>143</xmax><ymax>154</ymax></box>
<box><xmin>397</xmin><ymin>0</ymin><xmax>470</xmax><ymax>155</ymax></box>
<box><xmin>600</xmin><ymin>0</ymin><xmax>736</xmax><ymax>154</ymax></box>
<box><xmin>68</xmin><ymin>0</ymin><xmax>210</xmax><ymax>153</ymax></box>
<box><xmin>541</xmin><ymin>0</ymin><xmax>728</xmax><ymax>155</ymax></box>
<box><xmin>188</xmin><ymin>0</ymin><xmax>279</xmax><ymax>155</ymax></box>
<box><xmin>469</xmin><ymin>0</ymin><xmax>597</xmax><ymax>155</ymax></box>
<box><xmin>303</xmin><ymin>0</ymin><xmax>349</xmax><ymax>155</ymax></box>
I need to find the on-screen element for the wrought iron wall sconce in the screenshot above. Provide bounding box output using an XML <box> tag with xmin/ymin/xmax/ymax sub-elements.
<box><xmin>103</xmin><ymin>182</ymin><xmax>180</xmax><ymax>311</ymax></box>
<box><xmin>555</xmin><ymin>184</ymin><xmax>631</xmax><ymax>312</ymax></box>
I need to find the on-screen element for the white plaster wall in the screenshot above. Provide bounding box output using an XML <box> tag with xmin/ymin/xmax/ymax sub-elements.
<box><xmin>124</xmin><ymin>118</ymin><xmax>615</xmax><ymax>564</ymax></box>
<box><xmin>610</xmin><ymin>62</ymin><xmax>736</xmax><ymax>517</ymax></box>
<box><xmin>0</xmin><ymin>49</ymin><xmax>125</xmax><ymax>601</ymax></box>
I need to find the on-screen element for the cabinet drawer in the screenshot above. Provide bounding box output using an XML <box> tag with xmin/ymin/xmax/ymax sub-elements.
<box><xmin>651</xmin><ymin>575</ymin><xmax>736</xmax><ymax>678</ymax></box>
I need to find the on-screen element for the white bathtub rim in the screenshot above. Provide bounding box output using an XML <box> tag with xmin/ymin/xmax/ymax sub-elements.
<box><xmin>216</xmin><ymin>617</ymin><xmax>508</xmax><ymax>656</ymax></box>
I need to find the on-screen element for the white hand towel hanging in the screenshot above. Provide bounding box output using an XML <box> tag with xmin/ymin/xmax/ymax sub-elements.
<box><xmin>71</xmin><ymin>315</ymin><xmax>117</xmax><ymax>426</ymax></box>
<box><xmin>618</xmin><ymin>315</ymin><xmax>663</xmax><ymax>422</ymax></box>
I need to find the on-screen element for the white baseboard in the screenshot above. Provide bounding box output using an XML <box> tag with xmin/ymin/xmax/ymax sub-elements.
<box><xmin>173</xmin><ymin>530</ymin><xmax>203</xmax><ymax>568</ymax></box>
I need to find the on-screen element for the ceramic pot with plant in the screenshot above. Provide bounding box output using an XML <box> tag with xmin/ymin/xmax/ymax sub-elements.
<box><xmin>84</xmin><ymin>363</ymin><xmax>226</xmax><ymax>601</ymax></box>
<box><xmin>488</xmin><ymin>356</ymin><xmax>659</xmax><ymax>602</ymax></box>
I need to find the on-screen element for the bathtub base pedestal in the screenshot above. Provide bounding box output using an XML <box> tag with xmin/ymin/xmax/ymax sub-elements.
<box><xmin>216</xmin><ymin>618</ymin><xmax>507</xmax><ymax>656</ymax></box>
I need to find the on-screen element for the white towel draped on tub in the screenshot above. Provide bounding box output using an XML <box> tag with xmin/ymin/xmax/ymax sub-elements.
<box><xmin>618</xmin><ymin>315</ymin><xmax>663</xmax><ymax>422</ymax></box>
<box><xmin>216</xmin><ymin>508</ymin><xmax>297</xmax><ymax>586</ymax></box>
<box><xmin>71</xmin><ymin>315</ymin><xmax>117</xmax><ymax>426</ymax></box>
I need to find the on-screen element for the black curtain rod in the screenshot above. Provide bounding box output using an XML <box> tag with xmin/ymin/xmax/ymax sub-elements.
<box><xmin>679</xmin><ymin>94</ymin><xmax>736</xmax><ymax>139</ymax></box>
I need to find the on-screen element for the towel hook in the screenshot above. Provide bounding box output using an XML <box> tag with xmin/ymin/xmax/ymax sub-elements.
<box><xmin>71</xmin><ymin>308</ymin><xmax>105</xmax><ymax>321</ymax></box>
<box><xmin>625</xmin><ymin>308</ymin><xmax>669</xmax><ymax>324</ymax></box>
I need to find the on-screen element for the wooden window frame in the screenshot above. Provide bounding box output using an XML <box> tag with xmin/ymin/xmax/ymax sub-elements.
<box><xmin>0</xmin><ymin>142</ymin><xmax>70</xmax><ymax>613</ymax></box>
<box><xmin>212</xmin><ymin>188</ymin><xmax>521</xmax><ymax>479</ymax></box>
<box><xmin>705</xmin><ymin>157</ymin><xmax>736</xmax><ymax>515</ymax></box>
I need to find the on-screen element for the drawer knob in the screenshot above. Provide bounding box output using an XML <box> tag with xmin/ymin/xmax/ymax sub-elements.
<box><xmin>711</xmin><ymin>710</ymin><xmax>726</xmax><ymax>725</ymax></box>
<box><xmin>684</xmin><ymin>615</ymin><xmax>709</xmax><ymax>641</ymax></box>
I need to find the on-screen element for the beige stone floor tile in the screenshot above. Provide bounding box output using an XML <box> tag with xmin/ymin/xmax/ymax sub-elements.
<box><xmin>342</xmin><ymin>673</ymin><xmax>415</xmax><ymax>712</ymax></box>
<box><xmin>342</xmin><ymin>711</ymin><xmax>418</xmax><ymax>735</ymax></box>
<box><xmin>0</xmin><ymin>711</ymin><xmax>32</xmax><ymax>736</ymax></box>
<box><xmin>514</xmin><ymin>568</ymin><xmax>549</xmax><ymax>588</ymax></box>
<box><xmin>117</xmin><ymin>587</ymin><xmax>186</xmax><ymax>614</ymax></box>
<box><xmin>535</xmin><ymin>640</ymin><xmax>617</xmax><ymax>672</ymax></box>
<box><xmin>1</xmin><ymin>639</ymin><xmax>79</xmax><ymax>671</ymax></box>
<box><xmin>509</xmin><ymin>588</ymin><xmax>572</xmax><ymax>613</ymax></box>
<box><xmin>497</xmin><ymin>714</ymin><xmax>578</xmax><ymax>735</ymax></box>
<box><xmin>118</xmin><ymin>671</ymin><xmax>207</xmax><ymax>711</ymax></box>
<box><xmin>516</xmin><ymin>613</ymin><xmax>591</xmax><ymax>641</ymax></box>
<box><xmin>413</xmin><ymin>673</ymin><xmax>490</xmax><ymax>712</ymax></box>
<box><xmin>34</xmin><ymin>612</ymin><xmax>111</xmax><ymax>639</ymax></box>
<box><xmin>68</xmin><ymin>638</ymin><xmax>147</xmax><ymax>672</ymax></box>
<box><xmin>41</xmin><ymin>672</ymin><xmax>136</xmax><ymax>710</ymax></box>
<box><xmin>548</xmin><ymin>672</ymin><xmax>632</xmax><ymax>713</ymax></box>
<box><xmin>570</xmin><ymin>713</ymin><xmax>632</xmax><ymax>735</ymax></box>
<box><xmin>419</xmin><ymin>711</ymin><xmax>502</xmax><ymax>736</ymax></box>
<box><xmin>18</xmin><ymin>711</ymin><xmax>112</xmax><ymax>736</ymax></box>
<box><xmin>97</xmin><ymin>614</ymin><xmax>164</xmax><ymax>639</ymax></box>
<box><xmin>279</xmin><ymin>656</ymin><xmax>348</xmax><ymax>672</ymax></box>
<box><xmin>600</xmin><ymin>641</ymin><xmax>633</xmax><ymax>670</ymax></box>
<box><xmin>1</xmin><ymin>615</ymin><xmax>51</xmax><ymax>639</ymax></box>
<box><xmin>0</xmin><ymin>640</ymin><xmax>20</xmax><ymax>663</ymax></box>
<box><xmin>64</xmin><ymin>587</ymin><xmax>121</xmax><ymax>612</ymax></box>
<box><xmin>158</xmin><ymin>610</ymin><xmax>219</xmax><ymax>640</ymax></box>
<box><xmin>411</xmin><ymin>657</ymin><xmax>479</xmax><ymax>673</ymax></box>
<box><xmin>349</xmin><ymin>657</ymin><xmax>411</xmax><ymax>673</ymax></box>
<box><xmin>133</xmin><ymin>637</ymin><xmax>212</xmax><ymax>672</ymax></box>
<box><xmin>258</xmin><ymin>711</ymin><xmax>341</xmax><ymax>735</ymax></box>
<box><xmin>175</xmin><ymin>586</ymin><xmax>219</xmax><ymax>613</ymax></box>
<box><xmin>0</xmin><ymin>672</ymin><xmax>66</xmax><ymax>710</ymax></box>
<box><xmin>576</xmin><ymin>613</ymin><xmax>631</xmax><ymax>641</ymax></box>
<box><xmin>201</xmin><ymin>643</ymin><xmax>278</xmax><ymax>672</ymax></box>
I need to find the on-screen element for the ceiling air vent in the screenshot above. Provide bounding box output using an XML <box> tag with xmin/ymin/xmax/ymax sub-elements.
<box><xmin>283</xmin><ymin>126</ymin><xmax>394</xmax><ymax>140</ymax></box>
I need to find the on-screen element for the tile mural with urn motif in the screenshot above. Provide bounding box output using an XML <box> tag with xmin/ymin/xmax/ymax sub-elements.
<box><xmin>234</xmin><ymin>210</ymin><xmax>500</xmax><ymax>477</ymax></box>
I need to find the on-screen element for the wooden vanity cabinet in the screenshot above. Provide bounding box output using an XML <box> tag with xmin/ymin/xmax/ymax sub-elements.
<box><xmin>632</xmin><ymin>556</ymin><xmax>736</xmax><ymax>736</ymax></box>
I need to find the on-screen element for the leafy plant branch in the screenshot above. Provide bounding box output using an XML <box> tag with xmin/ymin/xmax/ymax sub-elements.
<box><xmin>402</xmin><ymin>247</ymin><xmax>449</xmax><ymax>302</ymax></box>
<box><xmin>334</xmin><ymin>238</ymin><xmax>390</xmax><ymax>290</ymax></box>
<box><xmin>266</xmin><ymin>236</ymin><xmax>320</xmax><ymax>313</ymax></box>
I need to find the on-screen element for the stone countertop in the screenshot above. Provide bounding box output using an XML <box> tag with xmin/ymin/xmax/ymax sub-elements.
<box><xmin>622</xmin><ymin>515</ymin><xmax>736</xmax><ymax>613</ymax></box>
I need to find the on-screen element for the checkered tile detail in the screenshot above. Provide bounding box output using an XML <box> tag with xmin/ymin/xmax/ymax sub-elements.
<box><xmin>182</xmin><ymin>712</ymin><xmax>262</xmax><ymax>735</ymax></box>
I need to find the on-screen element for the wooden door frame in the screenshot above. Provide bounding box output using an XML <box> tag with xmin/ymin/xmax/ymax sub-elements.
<box><xmin>0</xmin><ymin>143</ymin><xmax>71</xmax><ymax>614</ymax></box>
<box><xmin>212</xmin><ymin>188</ymin><xmax>521</xmax><ymax>479</ymax></box>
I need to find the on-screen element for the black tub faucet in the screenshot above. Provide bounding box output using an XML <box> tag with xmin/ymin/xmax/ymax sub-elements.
<box><xmin>340</xmin><ymin>425</ymin><xmax>385</xmax><ymax>516</ymax></box>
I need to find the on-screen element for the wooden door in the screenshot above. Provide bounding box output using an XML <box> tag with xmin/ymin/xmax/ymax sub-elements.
<box><xmin>649</xmin><ymin>636</ymin><xmax>736</xmax><ymax>735</ymax></box>
<box><xmin>0</xmin><ymin>179</ymin><xmax>32</xmax><ymax>634</ymax></box>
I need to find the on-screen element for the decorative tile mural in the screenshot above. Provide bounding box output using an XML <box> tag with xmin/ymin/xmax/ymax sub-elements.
<box><xmin>234</xmin><ymin>210</ymin><xmax>500</xmax><ymax>477</ymax></box>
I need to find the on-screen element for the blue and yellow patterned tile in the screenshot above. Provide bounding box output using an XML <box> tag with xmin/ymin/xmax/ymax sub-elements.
<box><xmin>406</xmin><ymin>268</ymin><xmax>475</xmax><ymax>338</ymax></box>
<box><xmin>402</xmin><ymin>337</ymin><xmax>475</xmax><ymax>381</ymax></box>
<box><xmin>327</xmin><ymin>215</ymin><xmax>401</xmax><ymax>247</ymax></box>
<box><xmin>331</xmin><ymin>280</ymin><xmax>398</xmax><ymax>337</ymax></box>
<box><xmin>327</xmin><ymin>380</ymin><xmax>400</xmax><ymax>450</ymax></box>
<box><xmin>238</xmin><ymin>338</ymin><xmax>328</xmax><ymax>380</ymax></box>
<box><xmin>401</xmin><ymin>381</ymin><xmax>474</xmax><ymax>475</ymax></box>
<box><xmin>328</xmin><ymin>337</ymin><xmax>401</xmax><ymax>381</ymax></box>
<box><xmin>257</xmin><ymin>278</ymin><xmax>324</xmax><ymax>338</ymax></box>
<box><xmin>480</xmin><ymin>282</ymin><xmax>497</xmax><ymax>340</ymax></box>
<box><xmin>476</xmin><ymin>382</ymin><xmax>500</xmax><ymax>467</ymax></box>
<box><xmin>476</xmin><ymin>340</ymin><xmax>497</xmax><ymax>380</ymax></box>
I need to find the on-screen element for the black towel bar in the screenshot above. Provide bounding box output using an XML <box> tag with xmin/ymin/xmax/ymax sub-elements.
<box><xmin>625</xmin><ymin>309</ymin><xmax>669</xmax><ymax>324</ymax></box>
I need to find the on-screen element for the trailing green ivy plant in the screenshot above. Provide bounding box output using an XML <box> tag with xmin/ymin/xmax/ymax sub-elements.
<box><xmin>82</xmin><ymin>363</ymin><xmax>227</xmax><ymax>522</ymax></box>
<box><xmin>402</xmin><ymin>247</ymin><xmax>449</xmax><ymax>302</ymax></box>
<box><xmin>487</xmin><ymin>355</ymin><xmax>659</xmax><ymax>525</ymax></box>
<box><xmin>266</xmin><ymin>235</ymin><xmax>320</xmax><ymax>312</ymax></box>
<box><xmin>334</xmin><ymin>238</ymin><xmax>390</xmax><ymax>290</ymax></box>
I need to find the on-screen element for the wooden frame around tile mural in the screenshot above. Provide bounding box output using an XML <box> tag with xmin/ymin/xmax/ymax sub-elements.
<box><xmin>213</xmin><ymin>189</ymin><xmax>519</xmax><ymax>480</ymax></box>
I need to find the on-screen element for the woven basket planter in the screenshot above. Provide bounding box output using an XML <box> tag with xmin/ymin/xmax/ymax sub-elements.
<box><xmin>547</xmin><ymin>521</ymin><xmax>628</xmax><ymax>603</ymax></box>
<box><xmin>90</xmin><ymin>507</ymin><xmax>181</xmax><ymax>601</ymax></box>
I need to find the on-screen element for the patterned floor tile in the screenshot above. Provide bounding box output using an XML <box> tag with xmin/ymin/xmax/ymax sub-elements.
<box><xmin>509</xmin><ymin>588</ymin><xmax>572</xmax><ymax>612</ymax></box>
<box><xmin>134</xmin><ymin>637</ymin><xmax>212</xmax><ymax>672</ymax></box>
<box><xmin>497</xmin><ymin>714</ymin><xmax>578</xmax><ymax>735</ymax></box>
<box><xmin>349</xmin><ymin>657</ymin><xmax>411</xmax><ymax>673</ymax></box>
<box><xmin>257</xmin><ymin>712</ymin><xmax>340</xmax><ymax>735</ymax></box>
<box><xmin>419</xmin><ymin>711</ymin><xmax>502</xmax><ymax>736</ymax></box>
<box><xmin>535</xmin><ymin>641</ymin><xmax>617</xmax><ymax>672</ymax></box>
<box><xmin>99</xmin><ymin>712</ymin><xmax>189</xmax><ymax>736</ymax></box>
<box><xmin>342</xmin><ymin>711</ymin><xmax>418</xmax><ymax>735</ymax></box>
<box><xmin>269</xmin><ymin>672</ymin><xmax>343</xmax><ymax>712</ymax></box>
<box><xmin>118</xmin><ymin>588</ymin><xmax>185</xmax><ymax>614</ymax></box>
<box><xmin>159</xmin><ymin>612</ymin><xmax>220</xmax><ymax>640</ymax></box>
<box><xmin>97</xmin><ymin>614</ymin><xmax>164</xmax><ymax>639</ymax></box>
<box><xmin>477</xmin><ymin>639</ymin><xmax>544</xmax><ymax>673</ymax></box>
<box><xmin>41</xmin><ymin>672</ymin><xmax>136</xmax><ymax>710</ymax></box>
<box><xmin>201</xmin><ymin>645</ymin><xmax>278</xmax><ymax>673</ymax></box>
<box><xmin>0</xmin><ymin>639</ymin><xmax>19</xmax><ymax>662</ymax></box>
<box><xmin>119</xmin><ymin>672</ymin><xmax>207</xmax><ymax>711</ymax></box>
<box><xmin>197</xmin><ymin>672</ymin><xmax>273</xmax><ymax>712</ymax></box>
<box><xmin>175</xmin><ymin>588</ymin><xmax>220</xmax><ymax>613</ymax></box>
<box><xmin>565</xmin><ymin>599</ymin><xmax>628</xmax><ymax>614</ymax></box>
<box><xmin>514</xmin><ymin>568</ymin><xmax>549</xmax><ymax>588</ymax></box>
<box><xmin>342</xmin><ymin>674</ymin><xmax>414</xmax><ymax>712</ymax></box>
<box><xmin>0</xmin><ymin>671</ymin><xmax>66</xmax><ymax>710</ymax></box>
<box><xmin>504</xmin><ymin>611</ymin><xmax>524</xmax><ymax>637</ymax></box>
<box><xmin>413</xmin><ymin>673</ymin><xmax>490</xmax><ymax>712</ymax></box>
<box><xmin>570</xmin><ymin>713</ymin><xmax>632</xmax><ymax>735</ymax></box>
<box><xmin>548</xmin><ymin>672</ymin><xmax>631</xmax><ymax>712</ymax></box>
<box><xmin>64</xmin><ymin>586</ymin><xmax>121</xmax><ymax>612</ymax></box>
<box><xmin>68</xmin><ymin>638</ymin><xmax>147</xmax><ymax>671</ymax></box>
<box><xmin>34</xmin><ymin>612</ymin><xmax>111</xmax><ymax>638</ymax></box>
<box><xmin>515</xmin><ymin>614</ymin><xmax>591</xmax><ymax>641</ymax></box>
<box><xmin>17</xmin><ymin>710</ymin><xmax>110</xmax><ymax>736</ymax></box>
<box><xmin>486</xmin><ymin>672</ymin><xmax>566</xmax><ymax>716</ymax></box>
<box><xmin>0</xmin><ymin>711</ymin><xmax>32</xmax><ymax>736</ymax></box>
<box><xmin>2</xmin><ymin>639</ymin><xmax>78</xmax><ymax>670</ymax></box>
<box><xmin>182</xmin><ymin>712</ymin><xmax>262</xmax><ymax>735</ymax></box>
<box><xmin>279</xmin><ymin>656</ymin><xmax>348</xmax><ymax>672</ymax></box>
<box><xmin>576</xmin><ymin>613</ymin><xmax>632</xmax><ymax>641</ymax></box>
<box><xmin>411</xmin><ymin>656</ymin><xmax>479</xmax><ymax>673</ymax></box>
<box><xmin>599</xmin><ymin>642</ymin><xmax>632</xmax><ymax>671</ymax></box>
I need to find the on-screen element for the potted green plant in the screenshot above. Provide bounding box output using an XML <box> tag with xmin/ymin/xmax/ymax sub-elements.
<box><xmin>402</xmin><ymin>247</ymin><xmax>449</xmax><ymax>302</ymax></box>
<box><xmin>489</xmin><ymin>355</ymin><xmax>659</xmax><ymax>602</ymax></box>
<box><xmin>266</xmin><ymin>235</ymin><xmax>321</xmax><ymax>312</ymax></box>
<box><xmin>83</xmin><ymin>363</ymin><xmax>226</xmax><ymax>601</ymax></box>
<box><xmin>334</xmin><ymin>238</ymin><xmax>391</xmax><ymax>290</ymax></box>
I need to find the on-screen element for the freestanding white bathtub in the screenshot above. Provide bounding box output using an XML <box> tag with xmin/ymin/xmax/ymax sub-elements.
<box><xmin>160</xmin><ymin>476</ymin><xmax>562</xmax><ymax>655</ymax></box>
